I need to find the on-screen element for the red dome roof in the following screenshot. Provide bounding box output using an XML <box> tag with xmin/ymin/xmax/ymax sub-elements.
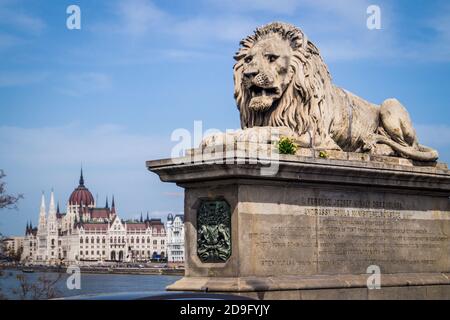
<box><xmin>69</xmin><ymin>169</ymin><xmax>94</xmax><ymax>206</ymax></box>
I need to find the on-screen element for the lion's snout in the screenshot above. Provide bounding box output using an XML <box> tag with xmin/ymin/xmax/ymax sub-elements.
<box><xmin>253</xmin><ymin>73</ymin><xmax>273</xmax><ymax>88</ymax></box>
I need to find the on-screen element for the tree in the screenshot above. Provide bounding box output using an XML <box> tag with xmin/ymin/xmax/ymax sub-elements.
<box><xmin>12</xmin><ymin>273</ymin><xmax>62</xmax><ymax>300</ymax></box>
<box><xmin>0</xmin><ymin>170</ymin><xmax>23</xmax><ymax>210</ymax></box>
<box><xmin>12</xmin><ymin>246</ymin><xmax>23</xmax><ymax>262</ymax></box>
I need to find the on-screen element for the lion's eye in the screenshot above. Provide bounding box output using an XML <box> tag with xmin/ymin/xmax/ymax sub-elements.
<box><xmin>266</xmin><ymin>54</ymin><xmax>279</xmax><ymax>62</ymax></box>
<box><xmin>244</xmin><ymin>56</ymin><xmax>253</xmax><ymax>63</ymax></box>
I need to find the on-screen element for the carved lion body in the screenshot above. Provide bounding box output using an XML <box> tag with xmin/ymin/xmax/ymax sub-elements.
<box><xmin>230</xmin><ymin>22</ymin><xmax>438</xmax><ymax>161</ymax></box>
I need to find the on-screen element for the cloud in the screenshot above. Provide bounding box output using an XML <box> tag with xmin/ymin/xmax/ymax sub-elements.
<box><xmin>172</xmin><ymin>15</ymin><xmax>257</xmax><ymax>45</ymax></box>
<box><xmin>0</xmin><ymin>123</ymin><xmax>183</xmax><ymax>234</ymax></box>
<box><xmin>0</xmin><ymin>71</ymin><xmax>48</xmax><ymax>87</ymax></box>
<box><xmin>0</xmin><ymin>32</ymin><xmax>23</xmax><ymax>50</ymax></box>
<box><xmin>58</xmin><ymin>72</ymin><xmax>112</xmax><ymax>97</ymax></box>
<box><xmin>0</xmin><ymin>0</ymin><xmax>45</xmax><ymax>34</ymax></box>
<box><xmin>421</xmin><ymin>3</ymin><xmax>450</xmax><ymax>62</ymax></box>
<box><xmin>0</xmin><ymin>123</ymin><xmax>171</xmax><ymax>167</ymax></box>
<box><xmin>203</xmin><ymin>0</ymin><xmax>302</xmax><ymax>15</ymax></box>
<box><xmin>104</xmin><ymin>0</ymin><xmax>393</xmax><ymax>62</ymax></box>
<box><xmin>116</xmin><ymin>0</ymin><xmax>167</xmax><ymax>36</ymax></box>
<box><xmin>112</xmin><ymin>0</ymin><xmax>257</xmax><ymax>45</ymax></box>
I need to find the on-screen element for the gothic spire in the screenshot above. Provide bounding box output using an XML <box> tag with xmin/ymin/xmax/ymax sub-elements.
<box><xmin>111</xmin><ymin>195</ymin><xmax>116</xmax><ymax>214</ymax></box>
<box><xmin>140</xmin><ymin>212</ymin><xmax>143</xmax><ymax>223</ymax></box>
<box><xmin>79</xmin><ymin>166</ymin><xmax>85</xmax><ymax>186</ymax></box>
<box><xmin>38</xmin><ymin>191</ymin><xmax>47</xmax><ymax>230</ymax></box>
<box><xmin>40</xmin><ymin>191</ymin><xmax>46</xmax><ymax>213</ymax></box>
<box><xmin>49</xmin><ymin>189</ymin><xmax>56</xmax><ymax>216</ymax></box>
<box><xmin>105</xmin><ymin>196</ymin><xmax>109</xmax><ymax>209</ymax></box>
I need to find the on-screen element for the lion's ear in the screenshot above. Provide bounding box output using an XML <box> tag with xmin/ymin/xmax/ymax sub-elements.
<box><xmin>234</xmin><ymin>52</ymin><xmax>245</xmax><ymax>61</ymax></box>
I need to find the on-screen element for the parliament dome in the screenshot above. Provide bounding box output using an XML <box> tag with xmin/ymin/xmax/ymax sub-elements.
<box><xmin>68</xmin><ymin>169</ymin><xmax>94</xmax><ymax>206</ymax></box>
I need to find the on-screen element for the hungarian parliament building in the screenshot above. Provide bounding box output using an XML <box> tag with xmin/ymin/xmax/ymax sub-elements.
<box><xmin>21</xmin><ymin>170</ymin><xmax>185</xmax><ymax>265</ymax></box>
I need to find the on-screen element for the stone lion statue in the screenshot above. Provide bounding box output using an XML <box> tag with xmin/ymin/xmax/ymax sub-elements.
<box><xmin>205</xmin><ymin>22</ymin><xmax>438</xmax><ymax>162</ymax></box>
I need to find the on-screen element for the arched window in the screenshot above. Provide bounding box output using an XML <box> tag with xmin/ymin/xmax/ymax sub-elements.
<box><xmin>86</xmin><ymin>237</ymin><xmax>89</xmax><ymax>244</ymax></box>
<box><xmin>131</xmin><ymin>237</ymin><xmax>134</xmax><ymax>244</ymax></box>
<box><xmin>80</xmin><ymin>238</ymin><xmax>83</xmax><ymax>244</ymax></box>
<box><xmin>137</xmin><ymin>237</ymin><xmax>140</xmax><ymax>244</ymax></box>
<box><xmin>97</xmin><ymin>237</ymin><xmax>100</xmax><ymax>244</ymax></box>
<box><xmin>147</xmin><ymin>237</ymin><xmax>150</xmax><ymax>243</ymax></box>
<box><xmin>91</xmin><ymin>237</ymin><xmax>94</xmax><ymax>244</ymax></box>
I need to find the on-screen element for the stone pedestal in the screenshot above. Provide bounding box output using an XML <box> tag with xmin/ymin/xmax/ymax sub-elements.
<box><xmin>147</xmin><ymin>148</ymin><xmax>450</xmax><ymax>299</ymax></box>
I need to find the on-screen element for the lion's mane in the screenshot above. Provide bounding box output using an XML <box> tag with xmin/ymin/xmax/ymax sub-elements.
<box><xmin>233</xmin><ymin>22</ymin><xmax>335</xmax><ymax>145</ymax></box>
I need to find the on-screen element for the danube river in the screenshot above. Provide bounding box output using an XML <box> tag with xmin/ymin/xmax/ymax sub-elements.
<box><xmin>0</xmin><ymin>269</ymin><xmax>181</xmax><ymax>300</ymax></box>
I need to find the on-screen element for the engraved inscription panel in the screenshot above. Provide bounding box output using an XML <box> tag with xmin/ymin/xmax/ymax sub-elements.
<box><xmin>240</xmin><ymin>194</ymin><xmax>450</xmax><ymax>276</ymax></box>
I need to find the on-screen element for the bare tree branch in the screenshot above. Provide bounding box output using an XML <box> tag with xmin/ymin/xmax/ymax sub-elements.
<box><xmin>12</xmin><ymin>273</ymin><xmax>63</xmax><ymax>300</ymax></box>
<box><xmin>0</xmin><ymin>170</ymin><xmax>23</xmax><ymax>210</ymax></box>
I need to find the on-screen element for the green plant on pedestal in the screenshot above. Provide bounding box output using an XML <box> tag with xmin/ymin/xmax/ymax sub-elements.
<box><xmin>277</xmin><ymin>137</ymin><xmax>299</xmax><ymax>155</ymax></box>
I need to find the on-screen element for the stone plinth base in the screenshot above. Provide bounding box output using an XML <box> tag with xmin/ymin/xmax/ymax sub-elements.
<box><xmin>167</xmin><ymin>273</ymin><xmax>450</xmax><ymax>300</ymax></box>
<box><xmin>147</xmin><ymin>147</ymin><xmax>450</xmax><ymax>300</ymax></box>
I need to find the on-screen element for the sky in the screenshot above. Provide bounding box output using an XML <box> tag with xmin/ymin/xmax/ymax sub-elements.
<box><xmin>0</xmin><ymin>0</ymin><xmax>449</xmax><ymax>236</ymax></box>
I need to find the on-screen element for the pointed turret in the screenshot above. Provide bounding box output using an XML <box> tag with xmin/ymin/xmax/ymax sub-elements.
<box><xmin>111</xmin><ymin>195</ymin><xmax>116</xmax><ymax>215</ymax></box>
<box><xmin>146</xmin><ymin>212</ymin><xmax>149</xmax><ymax>222</ymax></box>
<box><xmin>49</xmin><ymin>189</ymin><xmax>56</xmax><ymax>216</ymax></box>
<box><xmin>47</xmin><ymin>189</ymin><xmax>58</xmax><ymax>234</ymax></box>
<box><xmin>105</xmin><ymin>196</ymin><xmax>109</xmax><ymax>209</ymax></box>
<box><xmin>40</xmin><ymin>192</ymin><xmax>46</xmax><ymax>214</ymax></box>
<box><xmin>140</xmin><ymin>212</ymin><xmax>143</xmax><ymax>223</ymax></box>
<box><xmin>38</xmin><ymin>192</ymin><xmax>46</xmax><ymax>230</ymax></box>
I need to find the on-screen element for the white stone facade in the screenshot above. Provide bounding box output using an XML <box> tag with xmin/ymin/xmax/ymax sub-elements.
<box><xmin>21</xmin><ymin>171</ymin><xmax>170</xmax><ymax>265</ymax></box>
<box><xmin>166</xmin><ymin>214</ymin><xmax>185</xmax><ymax>263</ymax></box>
<box><xmin>2</xmin><ymin>236</ymin><xmax>24</xmax><ymax>258</ymax></box>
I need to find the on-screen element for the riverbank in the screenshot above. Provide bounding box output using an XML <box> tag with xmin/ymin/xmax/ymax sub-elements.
<box><xmin>0</xmin><ymin>269</ymin><xmax>182</xmax><ymax>299</ymax></box>
<box><xmin>0</xmin><ymin>264</ymin><xmax>184</xmax><ymax>276</ymax></box>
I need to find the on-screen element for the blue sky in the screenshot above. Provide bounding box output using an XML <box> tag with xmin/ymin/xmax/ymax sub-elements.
<box><xmin>1</xmin><ymin>0</ymin><xmax>449</xmax><ymax>235</ymax></box>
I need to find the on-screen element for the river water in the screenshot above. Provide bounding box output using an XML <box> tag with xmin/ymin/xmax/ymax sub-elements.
<box><xmin>0</xmin><ymin>269</ymin><xmax>181</xmax><ymax>300</ymax></box>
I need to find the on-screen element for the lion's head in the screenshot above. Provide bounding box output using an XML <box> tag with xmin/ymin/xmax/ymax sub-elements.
<box><xmin>234</xmin><ymin>22</ymin><xmax>334</xmax><ymax>137</ymax></box>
